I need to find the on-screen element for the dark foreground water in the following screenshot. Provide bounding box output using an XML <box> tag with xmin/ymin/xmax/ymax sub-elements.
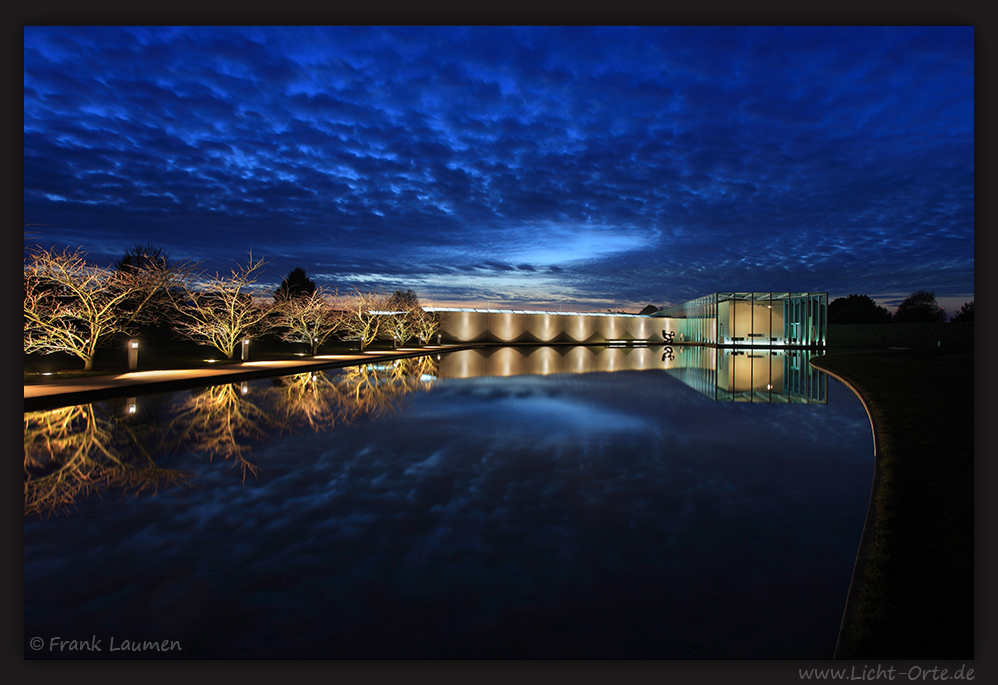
<box><xmin>24</xmin><ymin>347</ymin><xmax>873</xmax><ymax>659</ymax></box>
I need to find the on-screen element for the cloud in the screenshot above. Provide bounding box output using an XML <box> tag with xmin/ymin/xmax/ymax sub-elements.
<box><xmin>23</xmin><ymin>26</ymin><xmax>974</xmax><ymax>307</ymax></box>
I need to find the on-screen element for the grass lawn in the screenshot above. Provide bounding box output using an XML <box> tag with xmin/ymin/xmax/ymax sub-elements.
<box><xmin>811</xmin><ymin>346</ymin><xmax>974</xmax><ymax>659</ymax></box>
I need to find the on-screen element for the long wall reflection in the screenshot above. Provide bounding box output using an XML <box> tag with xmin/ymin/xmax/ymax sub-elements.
<box><xmin>438</xmin><ymin>345</ymin><xmax>827</xmax><ymax>404</ymax></box>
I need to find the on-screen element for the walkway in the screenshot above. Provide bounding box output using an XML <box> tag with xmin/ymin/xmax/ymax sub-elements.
<box><xmin>24</xmin><ymin>345</ymin><xmax>477</xmax><ymax>412</ymax></box>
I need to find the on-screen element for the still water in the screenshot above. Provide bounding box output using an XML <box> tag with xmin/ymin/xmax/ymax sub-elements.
<box><xmin>24</xmin><ymin>346</ymin><xmax>873</xmax><ymax>659</ymax></box>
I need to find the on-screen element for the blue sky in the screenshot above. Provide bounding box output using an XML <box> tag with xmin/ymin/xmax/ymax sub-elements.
<box><xmin>23</xmin><ymin>26</ymin><xmax>975</xmax><ymax>314</ymax></box>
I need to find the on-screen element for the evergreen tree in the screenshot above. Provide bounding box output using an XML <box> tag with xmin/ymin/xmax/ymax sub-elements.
<box><xmin>115</xmin><ymin>242</ymin><xmax>170</xmax><ymax>273</ymax></box>
<box><xmin>274</xmin><ymin>267</ymin><xmax>317</xmax><ymax>301</ymax></box>
<box><xmin>388</xmin><ymin>288</ymin><xmax>419</xmax><ymax>311</ymax></box>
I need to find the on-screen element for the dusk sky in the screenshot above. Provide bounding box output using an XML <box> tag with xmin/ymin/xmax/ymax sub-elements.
<box><xmin>23</xmin><ymin>26</ymin><xmax>975</xmax><ymax>314</ymax></box>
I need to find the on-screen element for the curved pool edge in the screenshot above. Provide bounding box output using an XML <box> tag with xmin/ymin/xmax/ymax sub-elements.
<box><xmin>809</xmin><ymin>354</ymin><xmax>882</xmax><ymax>660</ymax></box>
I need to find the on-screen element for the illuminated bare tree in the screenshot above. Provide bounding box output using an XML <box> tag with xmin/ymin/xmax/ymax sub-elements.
<box><xmin>173</xmin><ymin>253</ymin><xmax>277</xmax><ymax>359</ymax></box>
<box><xmin>380</xmin><ymin>307</ymin><xmax>419</xmax><ymax>348</ymax></box>
<box><xmin>24</xmin><ymin>246</ymin><xmax>183</xmax><ymax>371</ymax></box>
<box><xmin>273</xmin><ymin>288</ymin><xmax>346</xmax><ymax>356</ymax></box>
<box><xmin>412</xmin><ymin>306</ymin><xmax>441</xmax><ymax>346</ymax></box>
<box><xmin>340</xmin><ymin>288</ymin><xmax>391</xmax><ymax>352</ymax></box>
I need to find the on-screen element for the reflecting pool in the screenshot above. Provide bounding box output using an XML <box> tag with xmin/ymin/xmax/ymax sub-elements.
<box><xmin>24</xmin><ymin>346</ymin><xmax>873</xmax><ymax>659</ymax></box>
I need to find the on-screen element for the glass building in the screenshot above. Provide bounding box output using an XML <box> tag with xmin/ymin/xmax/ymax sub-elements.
<box><xmin>655</xmin><ymin>292</ymin><xmax>828</xmax><ymax>348</ymax></box>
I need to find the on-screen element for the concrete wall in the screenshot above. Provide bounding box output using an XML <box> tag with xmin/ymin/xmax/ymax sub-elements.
<box><xmin>437</xmin><ymin>345</ymin><xmax>667</xmax><ymax>378</ymax></box>
<box><xmin>437</xmin><ymin>310</ymin><xmax>676</xmax><ymax>345</ymax></box>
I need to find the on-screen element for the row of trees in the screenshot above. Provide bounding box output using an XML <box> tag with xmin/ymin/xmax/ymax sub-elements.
<box><xmin>828</xmin><ymin>291</ymin><xmax>974</xmax><ymax>325</ymax></box>
<box><xmin>24</xmin><ymin>244</ymin><xmax>441</xmax><ymax>370</ymax></box>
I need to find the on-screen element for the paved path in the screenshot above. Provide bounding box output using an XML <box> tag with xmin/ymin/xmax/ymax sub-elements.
<box><xmin>24</xmin><ymin>345</ymin><xmax>473</xmax><ymax>412</ymax></box>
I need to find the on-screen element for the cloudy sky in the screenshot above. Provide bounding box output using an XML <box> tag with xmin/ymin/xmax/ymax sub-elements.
<box><xmin>23</xmin><ymin>26</ymin><xmax>974</xmax><ymax>314</ymax></box>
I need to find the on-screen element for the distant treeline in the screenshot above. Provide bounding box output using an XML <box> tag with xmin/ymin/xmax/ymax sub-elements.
<box><xmin>829</xmin><ymin>292</ymin><xmax>973</xmax><ymax>324</ymax></box>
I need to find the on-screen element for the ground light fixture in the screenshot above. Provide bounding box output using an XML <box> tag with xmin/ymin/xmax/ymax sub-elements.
<box><xmin>128</xmin><ymin>339</ymin><xmax>139</xmax><ymax>371</ymax></box>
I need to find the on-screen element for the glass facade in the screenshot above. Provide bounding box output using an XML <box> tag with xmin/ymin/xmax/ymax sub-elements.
<box><xmin>657</xmin><ymin>292</ymin><xmax>827</xmax><ymax>348</ymax></box>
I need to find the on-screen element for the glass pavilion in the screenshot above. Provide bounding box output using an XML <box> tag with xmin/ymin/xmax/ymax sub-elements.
<box><xmin>655</xmin><ymin>292</ymin><xmax>828</xmax><ymax>348</ymax></box>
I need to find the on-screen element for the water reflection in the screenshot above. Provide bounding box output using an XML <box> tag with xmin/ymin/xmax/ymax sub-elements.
<box><xmin>24</xmin><ymin>346</ymin><xmax>874</xmax><ymax>658</ymax></box>
<box><xmin>439</xmin><ymin>345</ymin><xmax>827</xmax><ymax>403</ymax></box>
<box><xmin>23</xmin><ymin>401</ymin><xmax>191</xmax><ymax>517</ymax></box>
<box><xmin>23</xmin><ymin>349</ymin><xmax>833</xmax><ymax>517</ymax></box>
<box><xmin>169</xmin><ymin>382</ymin><xmax>277</xmax><ymax>480</ymax></box>
<box><xmin>23</xmin><ymin>355</ymin><xmax>441</xmax><ymax>516</ymax></box>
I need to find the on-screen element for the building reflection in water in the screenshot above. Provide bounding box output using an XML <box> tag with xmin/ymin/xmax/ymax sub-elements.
<box><xmin>437</xmin><ymin>345</ymin><xmax>827</xmax><ymax>404</ymax></box>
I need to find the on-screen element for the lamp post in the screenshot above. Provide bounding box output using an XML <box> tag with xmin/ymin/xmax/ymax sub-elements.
<box><xmin>128</xmin><ymin>339</ymin><xmax>139</xmax><ymax>371</ymax></box>
<box><xmin>241</xmin><ymin>338</ymin><xmax>250</xmax><ymax>361</ymax></box>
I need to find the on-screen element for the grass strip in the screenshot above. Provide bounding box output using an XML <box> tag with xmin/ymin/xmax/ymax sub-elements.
<box><xmin>811</xmin><ymin>348</ymin><xmax>974</xmax><ymax>659</ymax></box>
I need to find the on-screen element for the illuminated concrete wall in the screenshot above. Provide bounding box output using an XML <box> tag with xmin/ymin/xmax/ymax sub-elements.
<box><xmin>438</xmin><ymin>345</ymin><xmax>665</xmax><ymax>378</ymax></box>
<box><xmin>432</xmin><ymin>309</ymin><xmax>678</xmax><ymax>345</ymax></box>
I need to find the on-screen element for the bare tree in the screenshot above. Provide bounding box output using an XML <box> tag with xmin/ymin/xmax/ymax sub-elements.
<box><xmin>23</xmin><ymin>246</ymin><xmax>181</xmax><ymax>371</ymax></box>
<box><xmin>412</xmin><ymin>306</ymin><xmax>442</xmax><ymax>346</ymax></box>
<box><xmin>380</xmin><ymin>290</ymin><xmax>422</xmax><ymax>348</ymax></box>
<box><xmin>273</xmin><ymin>288</ymin><xmax>346</xmax><ymax>356</ymax></box>
<box><xmin>173</xmin><ymin>252</ymin><xmax>277</xmax><ymax>359</ymax></box>
<box><xmin>340</xmin><ymin>288</ymin><xmax>392</xmax><ymax>352</ymax></box>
